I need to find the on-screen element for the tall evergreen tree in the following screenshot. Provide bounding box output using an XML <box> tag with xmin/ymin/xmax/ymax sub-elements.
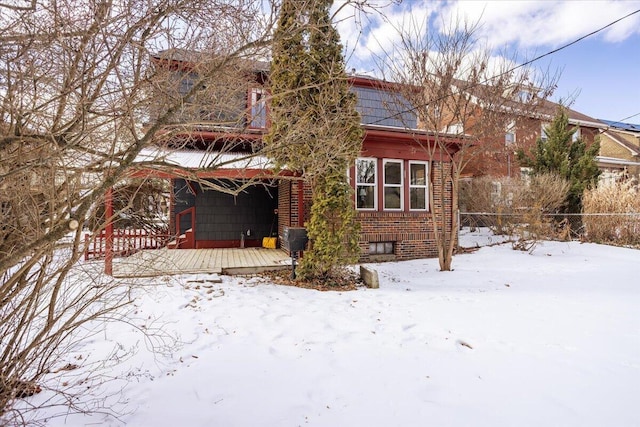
<box><xmin>266</xmin><ymin>0</ymin><xmax>363</xmax><ymax>282</ymax></box>
<box><xmin>517</xmin><ymin>107</ymin><xmax>600</xmax><ymax>213</ymax></box>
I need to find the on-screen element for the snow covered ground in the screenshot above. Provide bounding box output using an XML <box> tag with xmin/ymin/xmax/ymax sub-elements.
<box><xmin>23</xmin><ymin>230</ymin><xmax>640</xmax><ymax>426</ymax></box>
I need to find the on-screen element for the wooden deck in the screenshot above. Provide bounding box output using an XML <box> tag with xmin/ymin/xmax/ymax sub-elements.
<box><xmin>112</xmin><ymin>247</ymin><xmax>291</xmax><ymax>278</ymax></box>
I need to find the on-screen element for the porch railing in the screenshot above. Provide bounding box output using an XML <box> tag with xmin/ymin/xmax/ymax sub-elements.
<box><xmin>175</xmin><ymin>206</ymin><xmax>196</xmax><ymax>235</ymax></box>
<box><xmin>84</xmin><ymin>228</ymin><xmax>172</xmax><ymax>260</ymax></box>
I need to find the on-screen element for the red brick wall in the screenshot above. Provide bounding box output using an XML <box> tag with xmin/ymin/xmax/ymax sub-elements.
<box><xmin>279</xmin><ymin>161</ymin><xmax>454</xmax><ymax>261</ymax></box>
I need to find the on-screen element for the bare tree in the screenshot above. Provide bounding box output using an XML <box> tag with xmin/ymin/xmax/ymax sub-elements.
<box><xmin>0</xmin><ymin>0</ymin><xmax>276</xmax><ymax>422</ymax></box>
<box><xmin>379</xmin><ymin>17</ymin><xmax>557</xmax><ymax>270</ymax></box>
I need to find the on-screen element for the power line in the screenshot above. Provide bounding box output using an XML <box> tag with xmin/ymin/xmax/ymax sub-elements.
<box><xmin>367</xmin><ymin>8</ymin><xmax>640</xmax><ymax>126</ymax></box>
<box><xmin>616</xmin><ymin>112</ymin><xmax>640</xmax><ymax>123</ymax></box>
<box><xmin>509</xmin><ymin>9</ymin><xmax>640</xmax><ymax>74</ymax></box>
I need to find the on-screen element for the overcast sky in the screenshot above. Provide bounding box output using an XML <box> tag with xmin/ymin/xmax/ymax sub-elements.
<box><xmin>334</xmin><ymin>0</ymin><xmax>640</xmax><ymax>123</ymax></box>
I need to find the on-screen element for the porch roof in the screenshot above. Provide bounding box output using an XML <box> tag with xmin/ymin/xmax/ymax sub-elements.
<box><xmin>130</xmin><ymin>148</ymin><xmax>298</xmax><ymax>179</ymax></box>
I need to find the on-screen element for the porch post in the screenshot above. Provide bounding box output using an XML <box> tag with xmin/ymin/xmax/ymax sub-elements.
<box><xmin>297</xmin><ymin>180</ymin><xmax>304</xmax><ymax>227</ymax></box>
<box><xmin>105</xmin><ymin>186</ymin><xmax>114</xmax><ymax>276</ymax></box>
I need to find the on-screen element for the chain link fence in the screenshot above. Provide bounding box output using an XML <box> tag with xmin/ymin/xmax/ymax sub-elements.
<box><xmin>460</xmin><ymin>211</ymin><xmax>640</xmax><ymax>247</ymax></box>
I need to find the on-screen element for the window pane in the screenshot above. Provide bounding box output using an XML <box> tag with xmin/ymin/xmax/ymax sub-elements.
<box><xmin>384</xmin><ymin>242</ymin><xmax>394</xmax><ymax>253</ymax></box>
<box><xmin>410</xmin><ymin>188</ymin><xmax>426</xmax><ymax>210</ymax></box>
<box><xmin>357</xmin><ymin>159</ymin><xmax>376</xmax><ymax>184</ymax></box>
<box><xmin>384</xmin><ymin>187</ymin><xmax>401</xmax><ymax>209</ymax></box>
<box><xmin>505</xmin><ymin>132</ymin><xmax>515</xmax><ymax>144</ymax></box>
<box><xmin>384</xmin><ymin>161</ymin><xmax>402</xmax><ymax>185</ymax></box>
<box><xmin>357</xmin><ymin>185</ymin><xmax>375</xmax><ymax>209</ymax></box>
<box><xmin>410</xmin><ymin>164</ymin><xmax>426</xmax><ymax>185</ymax></box>
<box><xmin>250</xmin><ymin>90</ymin><xmax>266</xmax><ymax>128</ymax></box>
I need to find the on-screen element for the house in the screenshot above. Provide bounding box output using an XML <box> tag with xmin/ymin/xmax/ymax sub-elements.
<box><xmin>460</xmin><ymin>93</ymin><xmax>607</xmax><ymax>181</ymax></box>
<box><xmin>124</xmin><ymin>52</ymin><xmax>462</xmax><ymax>263</ymax></box>
<box><xmin>596</xmin><ymin>120</ymin><xmax>640</xmax><ymax>185</ymax></box>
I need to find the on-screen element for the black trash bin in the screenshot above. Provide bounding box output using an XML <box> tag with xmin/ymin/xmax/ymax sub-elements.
<box><xmin>282</xmin><ymin>226</ymin><xmax>308</xmax><ymax>252</ymax></box>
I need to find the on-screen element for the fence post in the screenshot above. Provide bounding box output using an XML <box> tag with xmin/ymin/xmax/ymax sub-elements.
<box><xmin>105</xmin><ymin>187</ymin><xmax>114</xmax><ymax>276</ymax></box>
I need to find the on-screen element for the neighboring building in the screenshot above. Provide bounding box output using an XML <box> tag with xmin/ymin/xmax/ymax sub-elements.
<box><xmin>462</xmin><ymin>95</ymin><xmax>606</xmax><ymax>180</ymax></box>
<box><xmin>130</xmin><ymin>52</ymin><xmax>462</xmax><ymax>262</ymax></box>
<box><xmin>596</xmin><ymin>120</ymin><xmax>640</xmax><ymax>185</ymax></box>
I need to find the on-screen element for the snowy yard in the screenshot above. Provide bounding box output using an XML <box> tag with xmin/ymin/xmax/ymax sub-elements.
<box><xmin>26</xmin><ymin>231</ymin><xmax>640</xmax><ymax>426</ymax></box>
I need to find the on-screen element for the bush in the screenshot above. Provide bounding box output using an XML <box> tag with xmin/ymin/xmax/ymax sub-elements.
<box><xmin>582</xmin><ymin>181</ymin><xmax>640</xmax><ymax>246</ymax></box>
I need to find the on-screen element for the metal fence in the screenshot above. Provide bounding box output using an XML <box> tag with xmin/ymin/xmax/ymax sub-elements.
<box><xmin>459</xmin><ymin>211</ymin><xmax>640</xmax><ymax>246</ymax></box>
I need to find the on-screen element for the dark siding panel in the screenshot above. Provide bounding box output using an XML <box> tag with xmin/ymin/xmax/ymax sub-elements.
<box><xmin>352</xmin><ymin>86</ymin><xmax>417</xmax><ymax>129</ymax></box>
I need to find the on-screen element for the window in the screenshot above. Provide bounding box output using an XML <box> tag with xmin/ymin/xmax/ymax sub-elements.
<box><xmin>505</xmin><ymin>121</ymin><xmax>516</xmax><ymax>145</ymax></box>
<box><xmin>249</xmin><ymin>88</ymin><xmax>267</xmax><ymax>128</ymax></box>
<box><xmin>383</xmin><ymin>159</ymin><xmax>403</xmax><ymax>210</ymax></box>
<box><xmin>541</xmin><ymin>123</ymin><xmax>549</xmax><ymax>142</ymax></box>
<box><xmin>409</xmin><ymin>161</ymin><xmax>429</xmax><ymax>210</ymax></box>
<box><xmin>446</xmin><ymin>123</ymin><xmax>464</xmax><ymax>134</ymax></box>
<box><xmin>572</xmin><ymin>127</ymin><xmax>581</xmax><ymax>142</ymax></box>
<box><xmin>356</xmin><ymin>158</ymin><xmax>377</xmax><ymax>210</ymax></box>
<box><xmin>369</xmin><ymin>241</ymin><xmax>394</xmax><ymax>255</ymax></box>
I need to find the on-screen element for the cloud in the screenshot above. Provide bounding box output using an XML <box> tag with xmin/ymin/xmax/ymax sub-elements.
<box><xmin>437</xmin><ymin>0</ymin><xmax>640</xmax><ymax>48</ymax></box>
<box><xmin>336</xmin><ymin>0</ymin><xmax>640</xmax><ymax>72</ymax></box>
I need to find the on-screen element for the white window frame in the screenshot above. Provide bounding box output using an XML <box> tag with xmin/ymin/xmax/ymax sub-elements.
<box><xmin>383</xmin><ymin>159</ymin><xmax>403</xmax><ymax>211</ymax></box>
<box><xmin>408</xmin><ymin>161</ymin><xmax>429</xmax><ymax>211</ymax></box>
<box><xmin>355</xmin><ymin>157</ymin><xmax>377</xmax><ymax>211</ymax></box>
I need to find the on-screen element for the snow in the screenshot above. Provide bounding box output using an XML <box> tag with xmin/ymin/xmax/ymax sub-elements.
<box><xmin>23</xmin><ymin>230</ymin><xmax>640</xmax><ymax>426</ymax></box>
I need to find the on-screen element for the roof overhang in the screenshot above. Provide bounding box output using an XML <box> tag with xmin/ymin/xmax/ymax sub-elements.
<box><xmin>128</xmin><ymin>148</ymin><xmax>299</xmax><ymax>180</ymax></box>
<box><xmin>363</xmin><ymin>124</ymin><xmax>468</xmax><ymax>153</ymax></box>
<box><xmin>596</xmin><ymin>156</ymin><xmax>640</xmax><ymax>168</ymax></box>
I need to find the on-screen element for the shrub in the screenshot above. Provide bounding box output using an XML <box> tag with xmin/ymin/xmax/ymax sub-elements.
<box><xmin>582</xmin><ymin>181</ymin><xmax>640</xmax><ymax>246</ymax></box>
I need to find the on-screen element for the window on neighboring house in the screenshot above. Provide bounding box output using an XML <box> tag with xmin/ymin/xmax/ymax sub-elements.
<box><xmin>369</xmin><ymin>241</ymin><xmax>394</xmax><ymax>255</ymax></box>
<box><xmin>446</xmin><ymin>123</ymin><xmax>464</xmax><ymax>134</ymax></box>
<box><xmin>505</xmin><ymin>121</ymin><xmax>516</xmax><ymax>145</ymax></box>
<box><xmin>249</xmin><ymin>87</ymin><xmax>267</xmax><ymax>128</ymax></box>
<box><xmin>409</xmin><ymin>161</ymin><xmax>429</xmax><ymax>210</ymax></box>
<box><xmin>572</xmin><ymin>127</ymin><xmax>581</xmax><ymax>142</ymax></box>
<box><xmin>541</xmin><ymin>122</ymin><xmax>549</xmax><ymax>142</ymax></box>
<box><xmin>356</xmin><ymin>158</ymin><xmax>377</xmax><ymax>210</ymax></box>
<box><xmin>383</xmin><ymin>159</ymin><xmax>403</xmax><ymax>210</ymax></box>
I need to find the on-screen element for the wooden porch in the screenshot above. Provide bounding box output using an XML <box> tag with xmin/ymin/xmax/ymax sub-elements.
<box><xmin>111</xmin><ymin>247</ymin><xmax>291</xmax><ymax>278</ymax></box>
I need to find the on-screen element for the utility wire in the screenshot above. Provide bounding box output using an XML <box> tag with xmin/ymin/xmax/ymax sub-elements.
<box><xmin>367</xmin><ymin>8</ymin><xmax>640</xmax><ymax>126</ymax></box>
<box><xmin>616</xmin><ymin>112</ymin><xmax>640</xmax><ymax>123</ymax></box>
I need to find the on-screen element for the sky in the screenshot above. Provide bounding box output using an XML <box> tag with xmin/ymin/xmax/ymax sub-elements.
<box><xmin>334</xmin><ymin>0</ymin><xmax>640</xmax><ymax>123</ymax></box>
<box><xmin>22</xmin><ymin>230</ymin><xmax>640</xmax><ymax>426</ymax></box>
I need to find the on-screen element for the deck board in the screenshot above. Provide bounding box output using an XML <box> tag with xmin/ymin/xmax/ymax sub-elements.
<box><xmin>112</xmin><ymin>248</ymin><xmax>289</xmax><ymax>278</ymax></box>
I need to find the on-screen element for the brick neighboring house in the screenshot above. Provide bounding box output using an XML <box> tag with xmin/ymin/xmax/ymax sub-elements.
<box><xmin>131</xmin><ymin>52</ymin><xmax>462</xmax><ymax>262</ymax></box>
<box><xmin>596</xmin><ymin>120</ymin><xmax>640</xmax><ymax>185</ymax></box>
<box><xmin>462</xmin><ymin>95</ymin><xmax>607</xmax><ymax>180</ymax></box>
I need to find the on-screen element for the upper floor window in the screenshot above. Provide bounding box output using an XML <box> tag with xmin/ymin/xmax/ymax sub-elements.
<box><xmin>446</xmin><ymin>123</ymin><xmax>464</xmax><ymax>134</ymax></box>
<box><xmin>383</xmin><ymin>159</ymin><xmax>403</xmax><ymax>210</ymax></box>
<box><xmin>505</xmin><ymin>121</ymin><xmax>516</xmax><ymax>145</ymax></box>
<box><xmin>249</xmin><ymin>87</ymin><xmax>267</xmax><ymax>129</ymax></box>
<box><xmin>356</xmin><ymin>158</ymin><xmax>377</xmax><ymax>210</ymax></box>
<box><xmin>572</xmin><ymin>127</ymin><xmax>581</xmax><ymax>142</ymax></box>
<box><xmin>409</xmin><ymin>161</ymin><xmax>429</xmax><ymax>211</ymax></box>
<box><xmin>541</xmin><ymin>122</ymin><xmax>549</xmax><ymax>142</ymax></box>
